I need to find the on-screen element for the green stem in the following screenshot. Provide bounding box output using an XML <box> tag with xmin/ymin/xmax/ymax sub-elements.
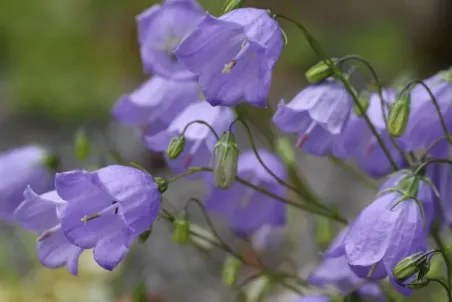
<box><xmin>427</xmin><ymin>278</ymin><xmax>452</xmax><ymax>302</ymax></box>
<box><xmin>432</xmin><ymin>227</ymin><xmax>452</xmax><ymax>290</ymax></box>
<box><xmin>275</xmin><ymin>13</ymin><xmax>399</xmax><ymax>171</ymax></box>
<box><xmin>182</xmin><ymin>120</ymin><xmax>220</xmax><ymax>140</ymax></box>
<box><xmin>167</xmin><ymin>167</ymin><xmax>347</xmax><ymax>224</ymax></box>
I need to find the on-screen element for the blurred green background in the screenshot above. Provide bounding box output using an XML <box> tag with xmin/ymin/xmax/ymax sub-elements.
<box><xmin>0</xmin><ymin>0</ymin><xmax>451</xmax><ymax>301</ymax></box>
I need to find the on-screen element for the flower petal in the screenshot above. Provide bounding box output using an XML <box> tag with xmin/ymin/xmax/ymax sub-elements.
<box><xmin>93</xmin><ymin>228</ymin><xmax>134</xmax><ymax>271</ymax></box>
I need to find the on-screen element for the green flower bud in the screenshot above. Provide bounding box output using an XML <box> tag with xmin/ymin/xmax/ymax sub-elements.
<box><xmin>154</xmin><ymin>177</ymin><xmax>168</xmax><ymax>193</ymax></box>
<box><xmin>213</xmin><ymin>131</ymin><xmax>239</xmax><ymax>189</ymax></box>
<box><xmin>172</xmin><ymin>215</ymin><xmax>190</xmax><ymax>244</ymax></box>
<box><xmin>222</xmin><ymin>255</ymin><xmax>242</xmax><ymax>287</ymax></box>
<box><xmin>74</xmin><ymin>128</ymin><xmax>90</xmax><ymax>162</ymax></box>
<box><xmin>393</xmin><ymin>252</ymin><xmax>428</xmax><ymax>282</ymax></box>
<box><xmin>354</xmin><ymin>90</ymin><xmax>370</xmax><ymax>117</ymax></box>
<box><xmin>305</xmin><ymin>59</ymin><xmax>338</xmax><ymax>84</ymax></box>
<box><xmin>388</xmin><ymin>91</ymin><xmax>411</xmax><ymax>137</ymax></box>
<box><xmin>166</xmin><ymin>135</ymin><xmax>185</xmax><ymax>160</ymax></box>
<box><xmin>222</xmin><ymin>0</ymin><xmax>245</xmax><ymax>14</ymax></box>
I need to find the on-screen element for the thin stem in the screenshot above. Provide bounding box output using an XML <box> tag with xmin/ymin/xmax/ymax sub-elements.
<box><xmin>182</xmin><ymin>120</ymin><xmax>220</xmax><ymax>140</ymax></box>
<box><xmin>400</xmin><ymin>80</ymin><xmax>451</xmax><ymax>145</ymax></box>
<box><xmin>167</xmin><ymin>167</ymin><xmax>347</xmax><ymax>224</ymax></box>
<box><xmin>427</xmin><ymin>278</ymin><xmax>452</xmax><ymax>302</ymax></box>
<box><xmin>275</xmin><ymin>13</ymin><xmax>399</xmax><ymax>171</ymax></box>
<box><xmin>328</xmin><ymin>155</ymin><xmax>377</xmax><ymax>190</ymax></box>
<box><xmin>432</xmin><ymin>228</ymin><xmax>452</xmax><ymax>290</ymax></box>
<box><xmin>421</xmin><ymin>135</ymin><xmax>450</xmax><ymax>161</ymax></box>
<box><xmin>414</xmin><ymin>158</ymin><xmax>452</xmax><ymax>176</ymax></box>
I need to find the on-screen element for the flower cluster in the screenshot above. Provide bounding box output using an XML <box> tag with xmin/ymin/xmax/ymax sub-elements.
<box><xmin>4</xmin><ymin>0</ymin><xmax>452</xmax><ymax>301</ymax></box>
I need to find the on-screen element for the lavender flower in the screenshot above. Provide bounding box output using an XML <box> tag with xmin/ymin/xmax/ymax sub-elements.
<box><xmin>204</xmin><ymin>149</ymin><xmax>287</xmax><ymax>237</ymax></box>
<box><xmin>427</xmin><ymin>163</ymin><xmax>452</xmax><ymax>226</ymax></box>
<box><xmin>272</xmin><ymin>79</ymin><xmax>352</xmax><ymax>156</ymax></box>
<box><xmin>174</xmin><ymin>8</ymin><xmax>283</xmax><ymax>107</ymax></box>
<box><xmin>137</xmin><ymin>0</ymin><xmax>204</xmax><ymax>79</ymax></box>
<box><xmin>14</xmin><ymin>187</ymin><xmax>83</xmax><ymax>275</ymax></box>
<box><xmin>112</xmin><ymin>76</ymin><xmax>199</xmax><ymax>135</ymax></box>
<box><xmin>328</xmin><ymin>172</ymin><xmax>435</xmax><ymax>295</ymax></box>
<box><xmin>0</xmin><ymin>145</ymin><xmax>54</xmax><ymax>221</ymax></box>
<box><xmin>400</xmin><ymin>69</ymin><xmax>452</xmax><ymax>157</ymax></box>
<box><xmin>56</xmin><ymin>165</ymin><xmax>161</xmax><ymax>271</ymax></box>
<box><xmin>336</xmin><ymin>89</ymin><xmax>407</xmax><ymax>177</ymax></box>
<box><xmin>144</xmin><ymin>101</ymin><xmax>235</xmax><ymax>173</ymax></box>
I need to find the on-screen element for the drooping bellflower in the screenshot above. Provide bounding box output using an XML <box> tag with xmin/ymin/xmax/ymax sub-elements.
<box><xmin>272</xmin><ymin>79</ymin><xmax>353</xmax><ymax>156</ymax></box>
<box><xmin>336</xmin><ymin>89</ymin><xmax>407</xmax><ymax>177</ymax></box>
<box><xmin>327</xmin><ymin>171</ymin><xmax>435</xmax><ymax>295</ymax></box>
<box><xmin>145</xmin><ymin>101</ymin><xmax>235</xmax><ymax>173</ymax></box>
<box><xmin>112</xmin><ymin>75</ymin><xmax>199</xmax><ymax>135</ymax></box>
<box><xmin>400</xmin><ymin>68</ymin><xmax>452</xmax><ymax>157</ymax></box>
<box><xmin>204</xmin><ymin>149</ymin><xmax>287</xmax><ymax>237</ymax></box>
<box><xmin>175</xmin><ymin>8</ymin><xmax>283</xmax><ymax>107</ymax></box>
<box><xmin>137</xmin><ymin>0</ymin><xmax>204</xmax><ymax>79</ymax></box>
<box><xmin>0</xmin><ymin>145</ymin><xmax>54</xmax><ymax>221</ymax></box>
<box><xmin>14</xmin><ymin>187</ymin><xmax>83</xmax><ymax>275</ymax></box>
<box><xmin>56</xmin><ymin>165</ymin><xmax>161</xmax><ymax>270</ymax></box>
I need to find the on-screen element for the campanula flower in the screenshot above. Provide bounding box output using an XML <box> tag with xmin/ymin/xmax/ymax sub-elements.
<box><xmin>0</xmin><ymin>145</ymin><xmax>54</xmax><ymax>221</ymax></box>
<box><xmin>56</xmin><ymin>165</ymin><xmax>161</xmax><ymax>271</ymax></box>
<box><xmin>400</xmin><ymin>68</ymin><xmax>452</xmax><ymax>157</ymax></box>
<box><xmin>328</xmin><ymin>171</ymin><xmax>435</xmax><ymax>295</ymax></box>
<box><xmin>427</xmin><ymin>163</ymin><xmax>452</xmax><ymax>226</ymax></box>
<box><xmin>112</xmin><ymin>76</ymin><xmax>199</xmax><ymax>134</ymax></box>
<box><xmin>137</xmin><ymin>0</ymin><xmax>204</xmax><ymax>79</ymax></box>
<box><xmin>175</xmin><ymin>8</ymin><xmax>283</xmax><ymax>107</ymax></box>
<box><xmin>336</xmin><ymin>89</ymin><xmax>407</xmax><ymax>177</ymax></box>
<box><xmin>204</xmin><ymin>149</ymin><xmax>287</xmax><ymax>237</ymax></box>
<box><xmin>14</xmin><ymin>187</ymin><xmax>83</xmax><ymax>275</ymax></box>
<box><xmin>272</xmin><ymin>79</ymin><xmax>352</xmax><ymax>156</ymax></box>
<box><xmin>144</xmin><ymin>101</ymin><xmax>235</xmax><ymax>173</ymax></box>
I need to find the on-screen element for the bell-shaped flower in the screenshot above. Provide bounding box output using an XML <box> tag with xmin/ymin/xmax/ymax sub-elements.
<box><xmin>400</xmin><ymin>69</ymin><xmax>452</xmax><ymax>157</ymax></box>
<box><xmin>0</xmin><ymin>145</ymin><xmax>54</xmax><ymax>221</ymax></box>
<box><xmin>137</xmin><ymin>0</ymin><xmax>204</xmax><ymax>79</ymax></box>
<box><xmin>112</xmin><ymin>76</ymin><xmax>199</xmax><ymax>135</ymax></box>
<box><xmin>174</xmin><ymin>8</ymin><xmax>283</xmax><ymax>107</ymax></box>
<box><xmin>56</xmin><ymin>165</ymin><xmax>161</xmax><ymax>271</ymax></box>
<box><xmin>336</xmin><ymin>89</ymin><xmax>407</xmax><ymax>177</ymax></box>
<box><xmin>329</xmin><ymin>171</ymin><xmax>435</xmax><ymax>295</ymax></box>
<box><xmin>272</xmin><ymin>79</ymin><xmax>353</xmax><ymax>156</ymax></box>
<box><xmin>14</xmin><ymin>187</ymin><xmax>83</xmax><ymax>275</ymax></box>
<box><xmin>144</xmin><ymin>101</ymin><xmax>235</xmax><ymax>173</ymax></box>
<box><xmin>204</xmin><ymin>149</ymin><xmax>287</xmax><ymax>237</ymax></box>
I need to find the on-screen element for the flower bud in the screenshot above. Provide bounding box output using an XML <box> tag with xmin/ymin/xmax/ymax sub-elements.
<box><xmin>388</xmin><ymin>91</ymin><xmax>411</xmax><ymax>137</ymax></box>
<box><xmin>393</xmin><ymin>252</ymin><xmax>428</xmax><ymax>282</ymax></box>
<box><xmin>213</xmin><ymin>131</ymin><xmax>239</xmax><ymax>189</ymax></box>
<box><xmin>222</xmin><ymin>255</ymin><xmax>242</xmax><ymax>287</ymax></box>
<box><xmin>154</xmin><ymin>177</ymin><xmax>168</xmax><ymax>193</ymax></box>
<box><xmin>166</xmin><ymin>135</ymin><xmax>185</xmax><ymax>160</ymax></box>
<box><xmin>172</xmin><ymin>215</ymin><xmax>190</xmax><ymax>244</ymax></box>
<box><xmin>354</xmin><ymin>90</ymin><xmax>370</xmax><ymax>117</ymax></box>
<box><xmin>305</xmin><ymin>59</ymin><xmax>338</xmax><ymax>84</ymax></box>
<box><xmin>222</xmin><ymin>0</ymin><xmax>245</xmax><ymax>14</ymax></box>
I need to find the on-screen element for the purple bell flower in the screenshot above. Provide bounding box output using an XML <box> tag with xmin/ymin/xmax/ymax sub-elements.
<box><xmin>144</xmin><ymin>101</ymin><xmax>235</xmax><ymax>173</ymax></box>
<box><xmin>0</xmin><ymin>145</ymin><xmax>54</xmax><ymax>221</ymax></box>
<box><xmin>328</xmin><ymin>171</ymin><xmax>435</xmax><ymax>295</ymax></box>
<box><xmin>137</xmin><ymin>0</ymin><xmax>204</xmax><ymax>79</ymax></box>
<box><xmin>400</xmin><ymin>69</ymin><xmax>452</xmax><ymax>157</ymax></box>
<box><xmin>272</xmin><ymin>79</ymin><xmax>353</xmax><ymax>156</ymax></box>
<box><xmin>293</xmin><ymin>296</ymin><xmax>330</xmax><ymax>302</ymax></box>
<box><xmin>56</xmin><ymin>165</ymin><xmax>161</xmax><ymax>271</ymax></box>
<box><xmin>204</xmin><ymin>149</ymin><xmax>287</xmax><ymax>237</ymax></box>
<box><xmin>14</xmin><ymin>187</ymin><xmax>83</xmax><ymax>275</ymax></box>
<box><xmin>336</xmin><ymin>89</ymin><xmax>407</xmax><ymax>177</ymax></box>
<box><xmin>112</xmin><ymin>76</ymin><xmax>199</xmax><ymax>135</ymax></box>
<box><xmin>174</xmin><ymin>8</ymin><xmax>283</xmax><ymax>107</ymax></box>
